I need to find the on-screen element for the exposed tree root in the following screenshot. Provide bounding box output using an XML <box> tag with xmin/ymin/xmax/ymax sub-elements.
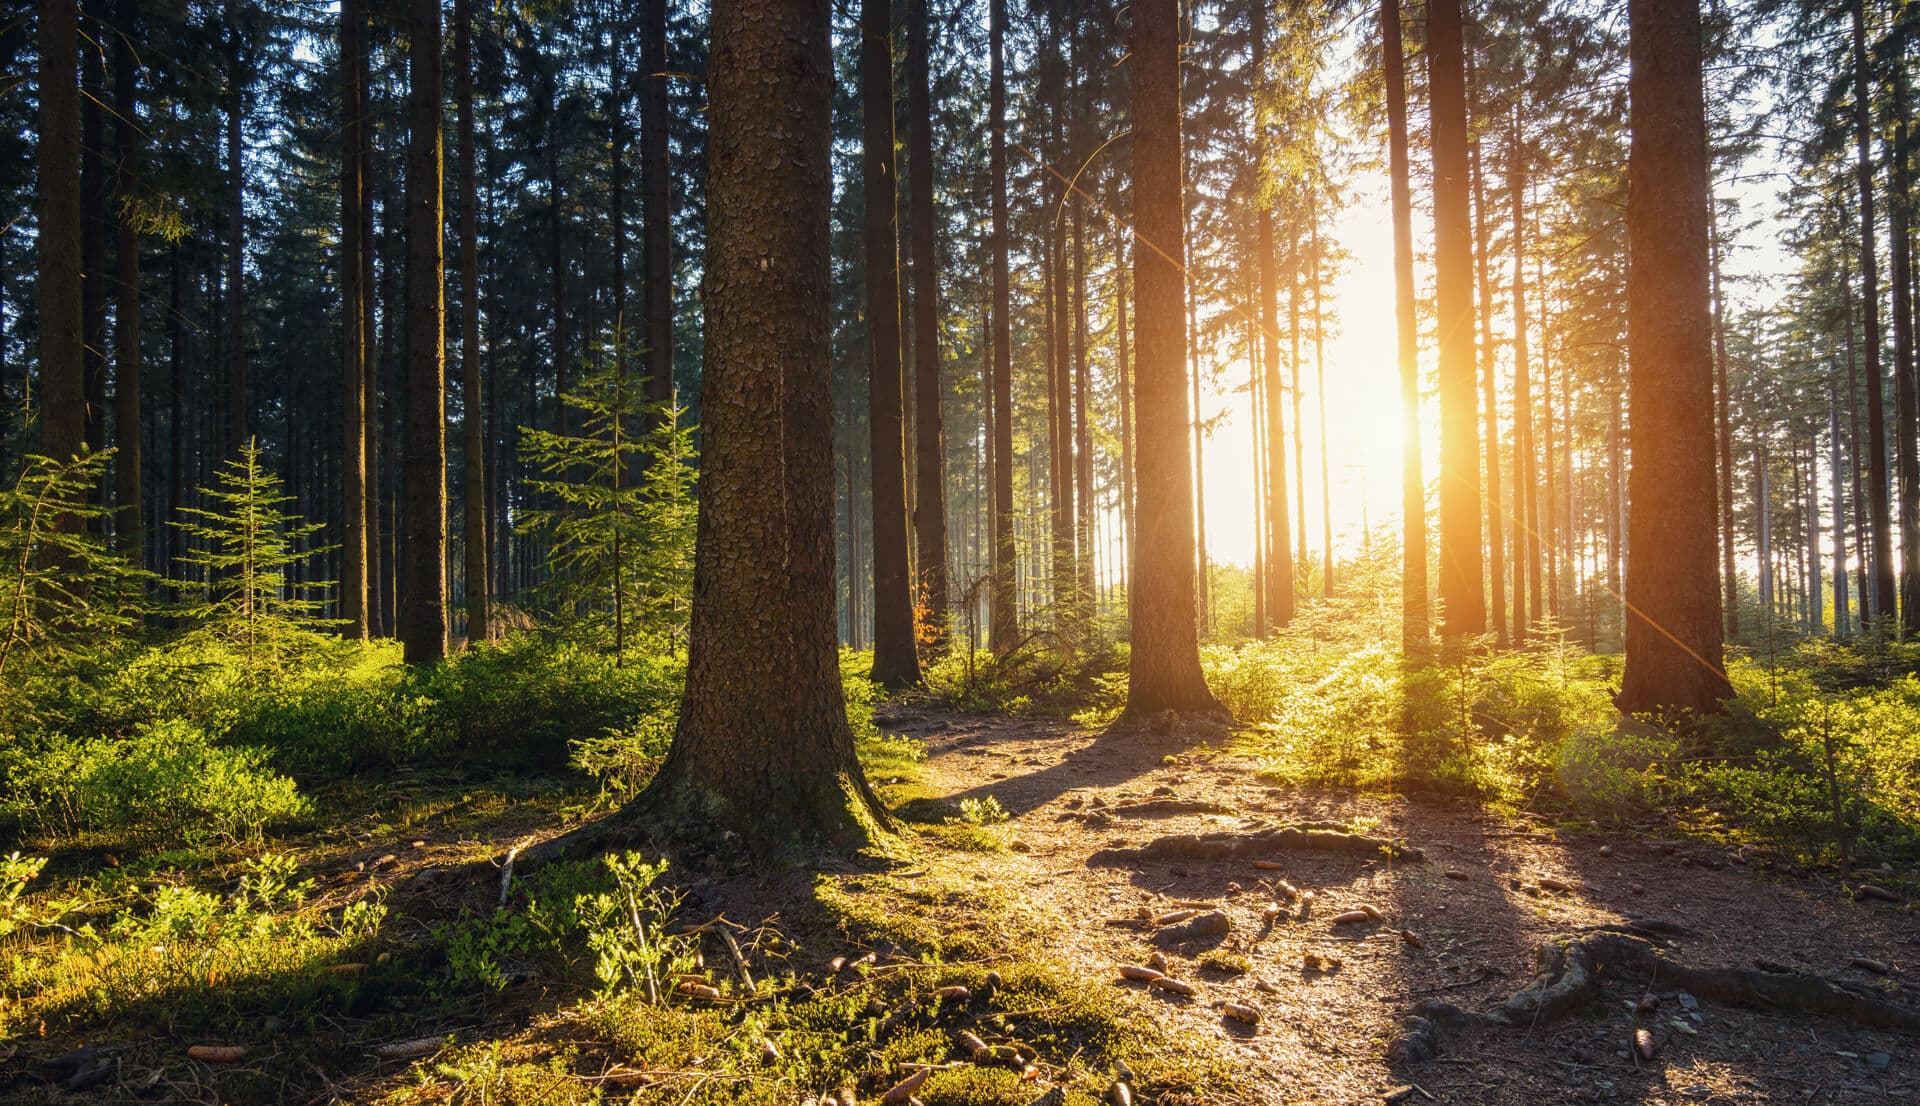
<box><xmin>1089</xmin><ymin>825</ymin><xmax>1424</xmax><ymax>866</ymax></box>
<box><xmin>1404</xmin><ymin>932</ymin><xmax>1920</xmax><ymax>1054</ymax></box>
<box><xmin>1108</xmin><ymin>799</ymin><xmax>1238</xmax><ymax>818</ymax></box>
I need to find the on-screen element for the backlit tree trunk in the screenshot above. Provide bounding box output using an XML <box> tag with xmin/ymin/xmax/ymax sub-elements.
<box><xmin>988</xmin><ymin>0</ymin><xmax>1017</xmax><ymax>650</ymax></box>
<box><xmin>1428</xmin><ymin>0</ymin><xmax>1485</xmax><ymax>642</ymax></box>
<box><xmin>400</xmin><ymin>0</ymin><xmax>448</xmax><ymax>664</ymax></box>
<box><xmin>1383</xmin><ymin>0</ymin><xmax>1427</xmax><ymax>655</ymax></box>
<box><xmin>340</xmin><ymin>0</ymin><xmax>369</xmax><ymax>638</ymax></box>
<box><xmin>864</xmin><ymin>0</ymin><xmax>919</xmax><ymax>686</ymax></box>
<box><xmin>1851</xmin><ymin>0</ymin><xmax>1897</xmax><ymax>621</ymax></box>
<box><xmin>1617</xmin><ymin>0</ymin><xmax>1734</xmax><ymax>716</ymax></box>
<box><xmin>1253</xmin><ymin>0</ymin><xmax>1294</xmax><ymax>629</ymax></box>
<box><xmin>1123</xmin><ymin>0</ymin><xmax>1224</xmax><ymax>720</ymax></box>
<box><xmin>907</xmin><ymin>0</ymin><xmax>949</xmax><ymax>648</ymax></box>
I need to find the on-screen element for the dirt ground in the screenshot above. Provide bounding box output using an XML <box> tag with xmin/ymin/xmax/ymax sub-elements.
<box><xmin>880</xmin><ymin>705</ymin><xmax>1920</xmax><ymax>1106</ymax></box>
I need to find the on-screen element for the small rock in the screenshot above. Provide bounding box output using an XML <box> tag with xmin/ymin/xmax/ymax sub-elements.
<box><xmin>1385</xmin><ymin>1015</ymin><xmax>1438</xmax><ymax>1064</ymax></box>
<box><xmin>1599</xmin><ymin>844</ymin><xmax>1615</xmax><ymax>857</ymax></box>
<box><xmin>1677</xmin><ymin>992</ymin><xmax>1698</xmax><ymax>1012</ymax></box>
<box><xmin>1153</xmin><ymin>910</ymin><xmax>1231</xmax><ymax>945</ymax></box>
<box><xmin>1867</xmin><ymin>1052</ymin><xmax>1893</xmax><ymax>1071</ymax></box>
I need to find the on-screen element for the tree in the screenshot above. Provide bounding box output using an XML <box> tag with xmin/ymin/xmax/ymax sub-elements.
<box><xmin>1382</xmin><ymin>0</ymin><xmax>1426</xmax><ymax>656</ymax></box>
<box><xmin>1122</xmin><ymin>0</ymin><xmax>1224</xmax><ymax>721</ymax></box>
<box><xmin>1616</xmin><ymin>0</ymin><xmax>1734</xmax><ymax>716</ymax></box>
<box><xmin>110</xmin><ymin>0</ymin><xmax>141</xmax><ymax>555</ymax></box>
<box><xmin>635</xmin><ymin>0</ymin><xmax>887</xmax><ymax>848</ymax></box>
<box><xmin>987</xmin><ymin>0</ymin><xmax>1016</xmax><ymax>652</ymax></box>
<box><xmin>399</xmin><ymin>0</ymin><xmax>448</xmax><ymax>664</ymax></box>
<box><xmin>907</xmin><ymin>0</ymin><xmax>948</xmax><ymax>648</ymax></box>
<box><xmin>1849</xmin><ymin>0</ymin><xmax>1896</xmax><ymax>621</ymax></box>
<box><xmin>1429</xmin><ymin>0</ymin><xmax>1485</xmax><ymax>642</ymax></box>
<box><xmin>456</xmin><ymin>0</ymin><xmax>487</xmax><ymax>642</ymax></box>
<box><xmin>864</xmin><ymin>0</ymin><xmax>919</xmax><ymax>687</ymax></box>
<box><xmin>642</xmin><ymin>0</ymin><xmax>673</xmax><ymax>413</ymax></box>
<box><xmin>37</xmin><ymin>0</ymin><xmax>84</xmax><ymax>468</ymax></box>
<box><xmin>340</xmin><ymin>0</ymin><xmax>369</xmax><ymax>640</ymax></box>
<box><xmin>1252</xmin><ymin>0</ymin><xmax>1294</xmax><ymax>631</ymax></box>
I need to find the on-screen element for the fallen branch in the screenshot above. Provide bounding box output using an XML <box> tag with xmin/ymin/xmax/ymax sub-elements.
<box><xmin>1090</xmin><ymin>826</ymin><xmax>1423</xmax><ymax>866</ymax></box>
<box><xmin>1406</xmin><ymin>932</ymin><xmax>1920</xmax><ymax>1046</ymax></box>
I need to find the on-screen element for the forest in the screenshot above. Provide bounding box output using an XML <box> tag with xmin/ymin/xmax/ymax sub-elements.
<box><xmin>2</xmin><ymin>0</ymin><xmax>1919</xmax><ymax>1101</ymax></box>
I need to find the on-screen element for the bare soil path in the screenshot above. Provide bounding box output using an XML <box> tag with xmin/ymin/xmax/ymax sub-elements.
<box><xmin>882</xmin><ymin>705</ymin><xmax>1920</xmax><ymax>1106</ymax></box>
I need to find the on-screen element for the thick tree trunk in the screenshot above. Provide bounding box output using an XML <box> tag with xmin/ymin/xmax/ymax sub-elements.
<box><xmin>864</xmin><ymin>0</ymin><xmax>919</xmax><ymax>687</ymax></box>
<box><xmin>1122</xmin><ymin>0</ymin><xmax>1225</xmax><ymax>721</ymax></box>
<box><xmin>400</xmin><ymin>0</ymin><xmax>448</xmax><ymax>665</ymax></box>
<box><xmin>1851</xmin><ymin>0</ymin><xmax>1898</xmax><ymax>622</ymax></box>
<box><xmin>340</xmin><ymin>0</ymin><xmax>369</xmax><ymax>638</ymax></box>
<box><xmin>642</xmin><ymin>0</ymin><xmax>673</xmax><ymax>410</ymax></box>
<box><xmin>1253</xmin><ymin>0</ymin><xmax>1294</xmax><ymax>631</ymax></box>
<box><xmin>38</xmin><ymin>0</ymin><xmax>84</xmax><ymax>466</ymax></box>
<box><xmin>456</xmin><ymin>0</ymin><xmax>487</xmax><ymax>644</ymax></box>
<box><xmin>907</xmin><ymin>0</ymin><xmax>949</xmax><ymax>648</ymax></box>
<box><xmin>631</xmin><ymin>0</ymin><xmax>887</xmax><ymax>850</ymax></box>
<box><xmin>81</xmin><ymin>35</ymin><xmax>107</xmax><ymax>465</ymax></box>
<box><xmin>1617</xmin><ymin>0</ymin><xmax>1733</xmax><ymax>715</ymax></box>
<box><xmin>1383</xmin><ymin>0</ymin><xmax>1427</xmax><ymax>655</ymax></box>
<box><xmin>1428</xmin><ymin>0</ymin><xmax>1485</xmax><ymax>642</ymax></box>
<box><xmin>112</xmin><ymin>0</ymin><xmax>142</xmax><ymax>552</ymax></box>
<box><xmin>988</xmin><ymin>0</ymin><xmax>1016</xmax><ymax>650</ymax></box>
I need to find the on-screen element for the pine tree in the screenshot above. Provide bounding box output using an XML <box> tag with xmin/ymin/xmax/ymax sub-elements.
<box><xmin>399</xmin><ymin>0</ymin><xmax>448</xmax><ymax>664</ymax></box>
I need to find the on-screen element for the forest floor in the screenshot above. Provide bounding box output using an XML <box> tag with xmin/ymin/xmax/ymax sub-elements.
<box><xmin>5</xmin><ymin>706</ymin><xmax>1917</xmax><ymax>1105</ymax></box>
<box><xmin>876</xmin><ymin>705</ymin><xmax>1920</xmax><ymax>1106</ymax></box>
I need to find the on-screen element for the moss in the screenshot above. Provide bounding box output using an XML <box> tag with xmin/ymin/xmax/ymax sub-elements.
<box><xmin>1196</xmin><ymin>949</ymin><xmax>1251</xmax><ymax>975</ymax></box>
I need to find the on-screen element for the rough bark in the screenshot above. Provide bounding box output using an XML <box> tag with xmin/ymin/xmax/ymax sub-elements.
<box><xmin>1616</xmin><ymin>0</ymin><xmax>1733</xmax><ymax>716</ymax></box>
<box><xmin>81</xmin><ymin>33</ymin><xmax>107</xmax><ymax>462</ymax></box>
<box><xmin>1428</xmin><ymin>0</ymin><xmax>1485</xmax><ymax>642</ymax></box>
<box><xmin>1383</xmin><ymin>0</ymin><xmax>1427</xmax><ymax>655</ymax></box>
<box><xmin>1890</xmin><ymin>60</ymin><xmax>1920</xmax><ymax>634</ymax></box>
<box><xmin>629</xmin><ymin>0</ymin><xmax>887</xmax><ymax>851</ymax></box>
<box><xmin>643</xmin><ymin>0</ymin><xmax>672</xmax><ymax>410</ymax></box>
<box><xmin>907</xmin><ymin>0</ymin><xmax>949</xmax><ymax>648</ymax></box>
<box><xmin>1470</xmin><ymin>64</ymin><xmax>1504</xmax><ymax>645</ymax></box>
<box><xmin>1852</xmin><ymin>0</ymin><xmax>1898</xmax><ymax>622</ymax></box>
<box><xmin>456</xmin><ymin>0</ymin><xmax>487</xmax><ymax>643</ymax></box>
<box><xmin>1121</xmin><ymin>0</ymin><xmax>1226</xmax><ymax>721</ymax></box>
<box><xmin>38</xmin><ymin>0</ymin><xmax>85</xmax><ymax>466</ymax></box>
<box><xmin>400</xmin><ymin>0</ymin><xmax>448</xmax><ymax>665</ymax></box>
<box><xmin>863</xmin><ymin>0</ymin><xmax>919</xmax><ymax>687</ymax></box>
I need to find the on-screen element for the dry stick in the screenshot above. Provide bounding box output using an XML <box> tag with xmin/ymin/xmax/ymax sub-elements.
<box><xmin>496</xmin><ymin>843</ymin><xmax>522</xmax><ymax>908</ymax></box>
<box><xmin>623</xmin><ymin>885</ymin><xmax>660</xmax><ymax>1005</ymax></box>
<box><xmin>719</xmin><ymin>928</ymin><xmax>757</xmax><ymax>995</ymax></box>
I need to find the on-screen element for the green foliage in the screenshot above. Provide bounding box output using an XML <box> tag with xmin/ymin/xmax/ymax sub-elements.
<box><xmin>172</xmin><ymin>440</ymin><xmax>336</xmax><ymax>660</ymax></box>
<box><xmin>4</xmin><ymin>719</ymin><xmax>309</xmax><ymax>842</ymax></box>
<box><xmin>0</xmin><ymin>450</ymin><xmax>151</xmax><ymax>684</ymax></box>
<box><xmin>441</xmin><ymin>851</ymin><xmax>695</xmax><ymax>998</ymax></box>
<box><xmin>520</xmin><ymin>365</ymin><xmax>697</xmax><ymax>656</ymax></box>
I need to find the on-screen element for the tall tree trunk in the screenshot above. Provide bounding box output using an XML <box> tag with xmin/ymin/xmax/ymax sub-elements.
<box><xmin>38</xmin><ymin>0</ymin><xmax>84</xmax><ymax>466</ymax></box>
<box><xmin>864</xmin><ymin>0</ymin><xmax>919</xmax><ymax>687</ymax></box>
<box><xmin>1428</xmin><ymin>0</ymin><xmax>1485</xmax><ymax>642</ymax></box>
<box><xmin>1889</xmin><ymin>59</ymin><xmax>1920</xmax><ymax>634</ymax></box>
<box><xmin>907</xmin><ymin>0</ymin><xmax>949</xmax><ymax>647</ymax></box>
<box><xmin>1617</xmin><ymin>0</ymin><xmax>1733</xmax><ymax>715</ymax></box>
<box><xmin>643</xmin><ymin>0</ymin><xmax>673</xmax><ymax>410</ymax></box>
<box><xmin>1711</xmin><ymin>208</ymin><xmax>1738</xmax><ymax>638</ymax></box>
<box><xmin>1253</xmin><ymin>0</ymin><xmax>1294</xmax><ymax>630</ymax></box>
<box><xmin>400</xmin><ymin>0</ymin><xmax>448</xmax><ymax>665</ymax></box>
<box><xmin>362</xmin><ymin>43</ymin><xmax>383</xmax><ymax>635</ymax></box>
<box><xmin>1470</xmin><ymin>69</ymin><xmax>1505</xmax><ymax>645</ymax></box>
<box><xmin>1122</xmin><ymin>0</ymin><xmax>1225</xmax><ymax>720</ymax></box>
<box><xmin>1383</xmin><ymin>0</ymin><xmax>1427</xmax><ymax>654</ymax></box>
<box><xmin>1851</xmin><ymin>0</ymin><xmax>1898</xmax><ymax>621</ymax></box>
<box><xmin>81</xmin><ymin>27</ymin><xmax>107</xmax><ymax>465</ymax></box>
<box><xmin>627</xmin><ymin>0</ymin><xmax>886</xmax><ymax>850</ymax></box>
<box><xmin>1074</xmin><ymin>194</ymin><xmax>1095</xmax><ymax>606</ymax></box>
<box><xmin>1511</xmin><ymin>115</ymin><xmax>1541</xmax><ymax>639</ymax></box>
<box><xmin>112</xmin><ymin>0</ymin><xmax>142</xmax><ymax>552</ymax></box>
<box><xmin>340</xmin><ymin>0</ymin><xmax>369</xmax><ymax>638</ymax></box>
<box><xmin>1116</xmin><ymin>256</ymin><xmax>1136</xmax><ymax>569</ymax></box>
<box><xmin>225</xmin><ymin>0</ymin><xmax>249</xmax><ymax>457</ymax></box>
<box><xmin>988</xmin><ymin>0</ymin><xmax>1016</xmax><ymax>650</ymax></box>
<box><xmin>1832</xmin><ymin>376</ymin><xmax>1851</xmax><ymax>637</ymax></box>
<box><xmin>457</xmin><ymin>0</ymin><xmax>487</xmax><ymax>643</ymax></box>
<box><xmin>1310</xmin><ymin>199</ymin><xmax>1334</xmax><ymax>597</ymax></box>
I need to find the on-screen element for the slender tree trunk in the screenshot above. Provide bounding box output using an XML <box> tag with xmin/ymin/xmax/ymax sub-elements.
<box><xmin>626</xmin><ymin>0</ymin><xmax>887</xmax><ymax>850</ymax></box>
<box><xmin>38</xmin><ymin>0</ymin><xmax>84</xmax><ymax>467</ymax></box>
<box><xmin>1428</xmin><ymin>0</ymin><xmax>1485</xmax><ymax>642</ymax></box>
<box><xmin>1253</xmin><ymin>0</ymin><xmax>1294</xmax><ymax>630</ymax></box>
<box><xmin>1122</xmin><ymin>0</ymin><xmax>1225</xmax><ymax>720</ymax></box>
<box><xmin>864</xmin><ymin>0</ymin><xmax>919</xmax><ymax>686</ymax></box>
<box><xmin>1832</xmin><ymin>376</ymin><xmax>1851</xmax><ymax>637</ymax></box>
<box><xmin>112</xmin><ymin>0</ymin><xmax>142</xmax><ymax>552</ymax></box>
<box><xmin>81</xmin><ymin>32</ymin><xmax>107</xmax><ymax>465</ymax></box>
<box><xmin>643</xmin><ymin>0</ymin><xmax>673</xmax><ymax>411</ymax></box>
<box><xmin>1310</xmin><ymin>201</ymin><xmax>1333</xmax><ymax>597</ymax></box>
<box><xmin>362</xmin><ymin>43</ymin><xmax>383</xmax><ymax>635</ymax></box>
<box><xmin>340</xmin><ymin>0</ymin><xmax>369</xmax><ymax>638</ymax></box>
<box><xmin>457</xmin><ymin>0</ymin><xmax>487</xmax><ymax>643</ymax></box>
<box><xmin>988</xmin><ymin>0</ymin><xmax>1016</xmax><ymax>650</ymax></box>
<box><xmin>1890</xmin><ymin>59</ymin><xmax>1920</xmax><ymax>633</ymax></box>
<box><xmin>1116</xmin><ymin>258</ymin><xmax>1136</xmax><ymax>570</ymax></box>
<box><xmin>400</xmin><ymin>0</ymin><xmax>448</xmax><ymax>665</ymax></box>
<box><xmin>225</xmin><ymin>0</ymin><xmax>249</xmax><ymax>457</ymax></box>
<box><xmin>1073</xmin><ymin>194</ymin><xmax>1095</xmax><ymax>607</ymax></box>
<box><xmin>1470</xmin><ymin>76</ymin><xmax>1505</xmax><ymax>645</ymax></box>
<box><xmin>1383</xmin><ymin>0</ymin><xmax>1427</xmax><ymax>655</ymax></box>
<box><xmin>1711</xmin><ymin>209</ymin><xmax>1738</xmax><ymax>639</ymax></box>
<box><xmin>1617</xmin><ymin>0</ymin><xmax>1733</xmax><ymax>715</ymax></box>
<box><xmin>1511</xmin><ymin>116</ymin><xmax>1541</xmax><ymax>638</ymax></box>
<box><xmin>1851</xmin><ymin>0</ymin><xmax>1898</xmax><ymax>622</ymax></box>
<box><xmin>906</xmin><ymin>0</ymin><xmax>949</xmax><ymax>647</ymax></box>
